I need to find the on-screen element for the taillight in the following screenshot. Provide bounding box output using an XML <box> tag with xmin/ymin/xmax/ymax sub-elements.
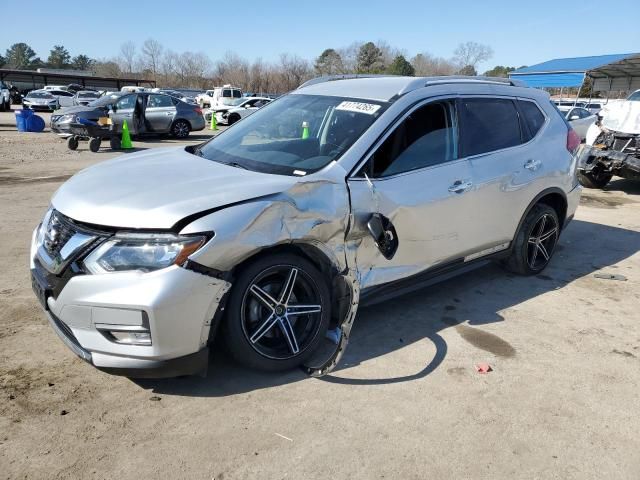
<box><xmin>195</xmin><ymin>107</ymin><xmax>203</xmax><ymax>115</ymax></box>
<box><xmin>566</xmin><ymin>127</ymin><xmax>580</xmax><ymax>152</ymax></box>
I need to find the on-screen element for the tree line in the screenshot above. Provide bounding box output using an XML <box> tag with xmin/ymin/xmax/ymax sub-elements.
<box><xmin>1</xmin><ymin>40</ymin><xmax>522</xmax><ymax>93</ymax></box>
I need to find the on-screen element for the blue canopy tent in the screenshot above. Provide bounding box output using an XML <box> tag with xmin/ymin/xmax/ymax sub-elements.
<box><xmin>509</xmin><ymin>53</ymin><xmax>640</xmax><ymax>91</ymax></box>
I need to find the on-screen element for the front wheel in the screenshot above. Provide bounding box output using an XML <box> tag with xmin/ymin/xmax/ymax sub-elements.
<box><xmin>227</xmin><ymin>113</ymin><xmax>241</xmax><ymax>125</ymax></box>
<box><xmin>171</xmin><ymin>120</ymin><xmax>190</xmax><ymax>139</ymax></box>
<box><xmin>223</xmin><ymin>254</ymin><xmax>331</xmax><ymax>371</ymax></box>
<box><xmin>577</xmin><ymin>170</ymin><xmax>612</xmax><ymax>189</ymax></box>
<box><xmin>67</xmin><ymin>136</ymin><xmax>79</xmax><ymax>150</ymax></box>
<box><xmin>503</xmin><ymin>204</ymin><xmax>560</xmax><ymax>276</ymax></box>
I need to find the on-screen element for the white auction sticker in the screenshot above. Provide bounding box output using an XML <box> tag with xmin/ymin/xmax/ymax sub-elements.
<box><xmin>335</xmin><ymin>101</ymin><xmax>381</xmax><ymax>115</ymax></box>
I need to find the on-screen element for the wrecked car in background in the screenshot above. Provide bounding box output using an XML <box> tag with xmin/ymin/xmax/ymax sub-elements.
<box><xmin>30</xmin><ymin>75</ymin><xmax>581</xmax><ymax>379</ymax></box>
<box><xmin>578</xmin><ymin>90</ymin><xmax>640</xmax><ymax>188</ymax></box>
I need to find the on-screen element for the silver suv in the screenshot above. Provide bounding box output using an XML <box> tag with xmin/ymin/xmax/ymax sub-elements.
<box><xmin>30</xmin><ymin>75</ymin><xmax>582</xmax><ymax>378</ymax></box>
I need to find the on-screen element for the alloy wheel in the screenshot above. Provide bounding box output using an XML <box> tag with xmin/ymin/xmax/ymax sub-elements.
<box><xmin>173</xmin><ymin>121</ymin><xmax>189</xmax><ymax>138</ymax></box>
<box><xmin>241</xmin><ymin>265</ymin><xmax>323</xmax><ymax>360</ymax></box>
<box><xmin>527</xmin><ymin>213</ymin><xmax>559</xmax><ymax>270</ymax></box>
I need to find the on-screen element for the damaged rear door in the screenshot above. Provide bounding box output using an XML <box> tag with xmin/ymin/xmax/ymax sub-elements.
<box><xmin>346</xmin><ymin>98</ymin><xmax>477</xmax><ymax>289</ymax></box>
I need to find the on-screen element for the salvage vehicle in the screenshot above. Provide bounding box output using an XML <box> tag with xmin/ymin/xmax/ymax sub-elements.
<box><xmin>30</xmin><ymin>75</ymin><xmax>581</xmax><ymax>378</ymax></box>
<box><xmin>51</xmin><ymin>91</ymin><xmax>205</xmax><ymax>138</ymax></box>
<box><xmin>22</xmin><ymin>90</ymin><xmax>59</xmax><ymax>111</ymax></box>
<box><xmin>217</xmin><ymin>96</ymin><xmax>272</xmax><ymax>125</ymax></box>
<box><xmin>557</xmin><ymin>106</ymin><xmax>596</xmax><ymax>141</ymax></box>
<box><xmin>578</xmin><ymin>90</ymin><xmax>640</xmax><ymax>188</ymax></box>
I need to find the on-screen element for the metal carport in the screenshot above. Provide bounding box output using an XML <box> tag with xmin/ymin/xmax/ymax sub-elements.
<box><xmin>509</xmin><ymin>53</ymin><xmax>640</xmax><ymax>92</ymax></box>
<box><xmin>0</xmin><ymin>68</ymin><xmax>155</xmax><ymax>91</ymax></box>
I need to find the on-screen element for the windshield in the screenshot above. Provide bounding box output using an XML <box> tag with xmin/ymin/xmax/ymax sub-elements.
<box><xmin>88</xmin><ymin>94</ymin><xmax>122</xmax><ymax>107</ymax></box>
<box><xmin>28</xmin><ymin>91</ymin><xmax>53</xmax><ymax>99</ymax></box>
<box><xmin>196</xmin><ymin>94</ymin><xmax>388</xmax><ymax>176</ymax></box>
<box><xmin>627</xmin><ymin>91</ymin><xmax>640</xmax><ymax>101</ymax></box>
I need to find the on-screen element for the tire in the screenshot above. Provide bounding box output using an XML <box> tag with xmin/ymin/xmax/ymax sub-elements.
<box><xmin>171</xmin><ymin>119</ymin><xmax>190</xmax><ymax>139</ymax></box>
<box><xmin>89</xmin><ymin>137</ymin><xmax>101</xmax><ymax>152</ymax></box>
<box><xmin>503</xmin><ymin>204</ymin><xmax>560</xmax><ymax>276</ymax></box>
<box><xmin>223</xmin><ymin>253</ymin><xmax>331</xmax><ymax>372</ymax></box>
<box><xmin>67</xmin><ymin>136</ymin><xmax>79</xmax><ymax>151</ymax></box>
<box><xmin>109</xmin><ymin>136</ymin><xmax>121</xmax><ymax>150</ymax></box>
<box><xmin>228</xmin><ymin>113</ymin><xmax>241</xmax><ymax>125</ymax></box>
<box><xmin>577</xmin><ymin>170</ymin><xmax>612</xmax><ymax>189</ymax></box>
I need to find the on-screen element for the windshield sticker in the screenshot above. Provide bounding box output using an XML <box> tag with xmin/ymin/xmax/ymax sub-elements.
<box><xmin>335</xmin><ymin>101</ymin><xmax>381</xmax><ymax>115</ymax></box>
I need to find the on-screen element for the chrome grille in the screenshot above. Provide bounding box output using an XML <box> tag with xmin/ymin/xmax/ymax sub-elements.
<box><xmin>43</xmin><ymin>211</ymin><xmax>76</xmax><ymax>258</ymax></box>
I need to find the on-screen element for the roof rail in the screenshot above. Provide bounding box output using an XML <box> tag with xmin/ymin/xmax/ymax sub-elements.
<box><xmin>298</xmin><ymin>74</ymin><xmax>398</xmax><ymax>89</ymax></box>
<box><xmin>424</xmin><ymin>75</ymin><xmax>527</xmax><ymax>87</ymax></box>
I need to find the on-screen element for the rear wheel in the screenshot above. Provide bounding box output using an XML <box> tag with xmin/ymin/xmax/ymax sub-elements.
<box><xmin>171</xmin><ymin>120</ymin><xmax>190</xmax><ymax>139</ymax></box>
<box><xmin>67</xmin><ymin>136</ymin><xmax>79</xmax><ymax>151</ymax></box>
<box><xmin>577</xmin><ymin>170</ymin><xmax>612</xmax><ymax>189</ymax></box>
<box><xmin>89</xmin><ymin>137</ymin><xmax>101</xmax><ymax>152</ymax></box>
<box><xmin>503</xmin><ymin>204</ymin><xmax>560</xmax><ymax>276</ymax></box>
<box><xmin>228</xmin><ymin>113</ymin><xmax>241</xmax><ymax>125</ymax></box>
<box><xmin>223</xmin><ymin>254</ymin><xmax>331</xmax><ymax>371</ymax></box>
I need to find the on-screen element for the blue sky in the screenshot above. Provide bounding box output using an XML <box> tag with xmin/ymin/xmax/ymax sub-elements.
<box><xmin>2</xmin><ymin>0</ymin><xmax>639</xmax><ymax>70</ymax></box>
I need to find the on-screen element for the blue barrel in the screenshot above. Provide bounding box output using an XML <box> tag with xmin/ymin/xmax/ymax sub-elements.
<box><xmin>15</xmin><ymin>109</ymin><xmax>34</xmax><ymax>132</ymax></box>
<box><xmin>26</xmin><ymin>115</ymin><xmax>45</xmax><ymax>132</ymax></box>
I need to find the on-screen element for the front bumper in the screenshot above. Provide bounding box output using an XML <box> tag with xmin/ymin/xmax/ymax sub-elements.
<box><xmin>32</xmin><ymin>228</ymin><xmax>230</xmax><ymax>377</ymax></box>
<box><xmin>24</xmin><ymin>103</ymin><xmax>57</xmax><ymax>111</ymax></box>
<box><xmin>578</xmin><ymin>143</ymin><xmax>640</xmax><ymax>180</ymax></box>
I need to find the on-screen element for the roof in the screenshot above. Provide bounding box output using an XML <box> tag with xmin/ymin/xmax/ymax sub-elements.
<box><xmin>0</xmin><ymin>68</ymin><xmax>155</xmax><ymax>90</ymax></box>
<box><xmin>296</xmin><ymin>75</ymin><xmax>525</xmax><ymax>102</ymax></box>
<box><xmin>509</xmin><ymin>53</ymin><xmax>640</xmax><ymax>89</ymax></box>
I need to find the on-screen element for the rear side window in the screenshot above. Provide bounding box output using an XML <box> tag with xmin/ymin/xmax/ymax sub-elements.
<box><xmin>459</xmin><ymin>98</ymin><xmax>522</xmax><ymax>157</ymax></box>
<box><xmin>518</xmin><ymin>100</ymin><xmax>546</xmax><ymax>140</ymax></box>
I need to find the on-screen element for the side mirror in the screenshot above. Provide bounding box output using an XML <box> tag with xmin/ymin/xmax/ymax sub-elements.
<box><xmin>367</xmin><ymin>213</ymin><xmax>399</xmax><ymax>260</ymax></box>
<box><xmin>569</xmin><ymin>115</ymin><xmax>579</xmax><ymax>121</ymax></box>
<box><xmin>110</xmin><ymin>104</ymin><xmax>117</xmax><ymax>112</ymax></box>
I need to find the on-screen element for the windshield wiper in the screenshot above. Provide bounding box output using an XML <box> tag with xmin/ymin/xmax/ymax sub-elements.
<box><xmin>220</xmin><ymin>161</ymin><xmax>249</xmax><ymax>170</ymax></box>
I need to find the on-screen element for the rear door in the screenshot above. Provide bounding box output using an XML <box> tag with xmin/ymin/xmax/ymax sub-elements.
<box><xmin>145</xmin><ymin>94</ymin><xmax>177</xmax><ymax>132</ymax></box>
<box><xmin>458</xmin><ymin>97</ymin><xmax>546</xmax><ymax>251</ymax></box>
<box><xmin>347</xmin><ymin>98</ymin><xmax>478</xmax><ymax>289</ymax></box>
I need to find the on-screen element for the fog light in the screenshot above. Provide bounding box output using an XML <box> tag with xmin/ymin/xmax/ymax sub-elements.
<box><xmin>109</xmin><ymin>331</ymin><xmax>152</xmax><ymax>345</ymax></box>
<box><xmin>98</xmin><ymin>326</ymin><xmax>152</xmax><ymax>346</ymax></box>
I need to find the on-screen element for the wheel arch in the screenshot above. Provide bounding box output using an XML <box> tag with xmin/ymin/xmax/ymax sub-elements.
<box><xmin>514</xmin><ymin>187</ymin><xmax>568</xmax><ymax>241</ymax></box>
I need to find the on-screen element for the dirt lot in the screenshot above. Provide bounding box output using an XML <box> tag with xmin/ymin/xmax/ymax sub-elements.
<box><xmin>1</xmin><ymin>107</ymin><xmax>639</xmax><ymax>479</ymax></box>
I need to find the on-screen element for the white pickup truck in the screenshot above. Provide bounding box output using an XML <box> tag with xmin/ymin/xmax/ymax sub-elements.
<box><xmin>578</xmin><ymin>90</ymin><xmax>640</xmax><ymax>188</ymax></box>
<box><xmin>195</xmin><ymin>85</ymin><xmax>242</xmax><ymax>108</ymax></box>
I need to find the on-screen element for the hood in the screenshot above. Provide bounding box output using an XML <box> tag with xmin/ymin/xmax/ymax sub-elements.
<box><xmin>26</xmin><ymin>97</ymin><xmax>55</xmax><ymax>104</ymax></box>
<box><xmin>601</xmin><ymin>100</ymin><xmax>640</xmax><ymax>135</ymax></box>
<box><xmin>51</xmin><ymin>147</ymin><xmax>298</xmax><ymax>230</ymax></box>
<box><xmin>57</xmin><ymin>105</ymin><xmax>105</xmax><ymax>116</ymax></box>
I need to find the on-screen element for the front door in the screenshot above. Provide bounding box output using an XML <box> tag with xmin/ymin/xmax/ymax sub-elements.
<box><xmin>145</xmin><ymin>94</ymin><xmax>177</xmax><ymax>133</ymax></box>
<box><xmin>347</xmin><ymin>99</ymin><xmax>477</xmax><ymax>290</ymax></box>
<box><xmin>109</xmin><ymin>94</ymin><xmax>137</xmax><ymax>134</ymax></box>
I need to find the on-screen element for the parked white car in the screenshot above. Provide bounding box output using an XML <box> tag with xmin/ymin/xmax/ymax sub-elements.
<box><xmin>47</xmin><ymin>89</ymin><xmax>76</xmax><ymax>108</ymax></box>
<box><xmin>196</xmin><ymin>85</ymin><xmax>242</xmax><ymax>108</ymax></box>
<box><xmin>0</xmin><ymin>81</ymin><xmax>11</xmax><ymax>111</ymax></box>
<box><xmin>217</xmin><ymin>97</ymin><xmax>272</xmax><ymax>125</ymax></box>
<box><xmin>557</xmin><ymin>106</ymin><xmax>596</xmax><ymax>141</ymax></box>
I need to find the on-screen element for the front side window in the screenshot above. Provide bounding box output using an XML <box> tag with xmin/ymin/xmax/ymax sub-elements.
<box><xmin>460</xmin><ymin>98</ymin><xmax>523</xmax><ymax>157</ymax></box>
<box><xmin>627</xmin><ymin>91</ymin><xmax>640</xmax><ymax>101</ymax></box>
<box><xmin>115</xmin><ymin>95</ymin><xmax>136</xmax><ymax>110</ymax></box>
<box><xmin>364</xmin><ymin>101</ymin><xmax>458</xmax><ymax>178</ymax></box>
<box><xmin>195</xmin><ymin>94</ymin><xmax>388</xmax><ymax>176</ymax></box>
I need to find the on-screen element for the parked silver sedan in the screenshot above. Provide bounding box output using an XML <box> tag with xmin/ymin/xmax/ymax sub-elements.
<box><xmin>558</xmin><ymin>106</ymin><xmax>596</xmax><ymax>141</ymax></box>
<box><xmin>31</xmin><ymin>76</ymin><xmax>581</xmax><ymax>378</ymax></box>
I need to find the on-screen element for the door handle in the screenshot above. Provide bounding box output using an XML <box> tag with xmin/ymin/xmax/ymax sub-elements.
<box><xmin>448</xmin><ymin>180</ymin><xmax>473</xmax><ymax>194</ymax></box>
<box><xmin>166</xmin><ymin>112</ymin><xmax>174</xmax><ymax>116</ymax></box>
<box><xmin>524</xmin><ymin>159</ymin><xmax>542</xmax><ymax>171</ymax></box>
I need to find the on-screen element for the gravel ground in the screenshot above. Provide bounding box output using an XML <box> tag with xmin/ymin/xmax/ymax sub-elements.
<box><xmin>1</xmin><ymin>107</ymin><xmax>639</xmax><ymax>479</ymax></box>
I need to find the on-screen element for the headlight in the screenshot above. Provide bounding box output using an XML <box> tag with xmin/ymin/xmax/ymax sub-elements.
<box><xmin>58</xmin><ymin>114</ymin><xmax>75</xmax><ymax>123</ymax></box>
<box><xmin>83</xmin><ymin>233</ymin><xmax>207</xmax><ymax>274</ymax></box>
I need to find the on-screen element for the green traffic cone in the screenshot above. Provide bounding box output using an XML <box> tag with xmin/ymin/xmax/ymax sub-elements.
<box><xmin>121</xmin><ymin>119</ymin><xmax>133</xmax><ymax>149</ymax></box>
<box><xmin>301</xmin><ymin>121</ymin><xmax>309</xmax><ymax>139</ymax></box>
<box><xmin>210</xmin><ymin>111</ymin><xmax>217</xmax><ymax>131</ymax></box>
